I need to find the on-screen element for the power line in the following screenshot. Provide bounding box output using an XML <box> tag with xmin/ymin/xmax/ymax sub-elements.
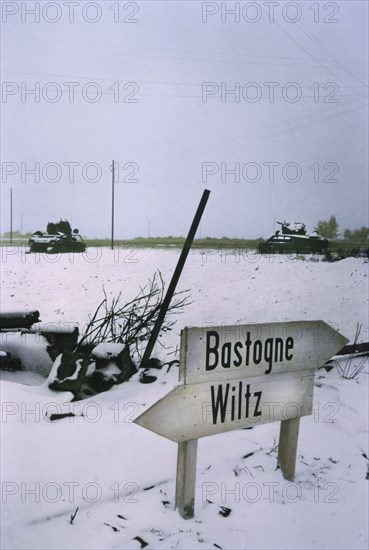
<box><xmin>147</xmin><ymin>98</ymin><xmax>366</xmax><ymax>165</ymax></box>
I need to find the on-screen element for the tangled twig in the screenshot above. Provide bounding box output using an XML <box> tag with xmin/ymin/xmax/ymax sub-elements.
<box><xmin>76</xmin><ymin>271</ymin><xmax>192</xmax><ymax>360</ymax></box>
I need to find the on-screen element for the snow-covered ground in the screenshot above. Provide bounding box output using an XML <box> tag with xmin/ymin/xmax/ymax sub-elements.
<box><xmin>1</xmin><ymin>247</ymin><xmax>368</xmax><ymax>550</ymax></box>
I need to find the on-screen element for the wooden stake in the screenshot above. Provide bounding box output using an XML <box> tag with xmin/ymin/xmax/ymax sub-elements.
<box><xmin>140</xmin><ymin>189</ymin><xmax>210</xmax><ymax>368</ymax></box>
<box><xmin>10</xmin><ymin>188</ymin><xmax>13</xmax><ymax>244</ymax></box>
<box><xmin>175</xmin><ymin>439</ymin><xmax>198</xmax><ymax>519</ymax></box>
<box><xmin>111</xmin><ymin>160</ymin><xmax>115</xmax><ymax>250</ymax></box>
<box><xmin>278</xmin><ymin>417</ymin><xmax>300</xmax><ymax>481</ymax></box>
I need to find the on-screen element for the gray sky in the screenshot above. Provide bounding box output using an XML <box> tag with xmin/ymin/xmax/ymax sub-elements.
<box><xmin>1</xmin><ymin>0</ymin><xmax>368</xmax><ymax>239</ymax></box>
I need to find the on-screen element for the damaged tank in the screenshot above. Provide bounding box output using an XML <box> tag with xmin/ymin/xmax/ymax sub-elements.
<box><xmin>258</xmin><ymin>221</ymin><xmax>329</xmax><ymax>254</ymax></box>
<box><xmin>28</xmin><ymin>219</ymin><xmax>86</xmax><ymax>253</ymax></box>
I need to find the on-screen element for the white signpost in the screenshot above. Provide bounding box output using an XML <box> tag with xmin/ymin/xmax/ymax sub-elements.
<box><xmin>134</xmin><ymin>321</ymin><xmax>347</xmax><ymax>519</ymax></box>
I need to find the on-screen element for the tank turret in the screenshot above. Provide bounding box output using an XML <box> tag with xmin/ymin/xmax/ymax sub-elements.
<box><xmin>259</xmin><ymin>221</ymin><xmax>329</xmax><ymax>254</ymax></box>
<box><xmin>28</xmin><ymin>219</ymin><xmax>86</xmax><ymax>254</ymax></box>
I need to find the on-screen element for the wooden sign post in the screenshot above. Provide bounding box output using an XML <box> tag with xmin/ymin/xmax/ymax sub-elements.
<box><xmin>134</xmin><ymin>321</ymin><xmax>347</xmax><ymax>518</ymax></box>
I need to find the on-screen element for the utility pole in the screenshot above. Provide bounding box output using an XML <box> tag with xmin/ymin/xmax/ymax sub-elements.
<box><xmin>148</xmin><ymin>219</ymin><xmax>151</xmax><ymax>238</ymax></box>
<box><xmin>110</xmin><ymin>160</ymin><xmax>115</xmax><ymax>250</ymax></box>
<box><xmin>10</xmin><ymin>188</ymin><xmax>13</xmax><ymax>244</ymax></box>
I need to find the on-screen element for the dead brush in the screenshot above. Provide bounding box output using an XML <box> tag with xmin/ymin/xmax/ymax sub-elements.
<box><xmin>76</xmin><ymin>270</ymin><xmax>192</xmax><ymax>360</ymax></box>
<box><xmin>330</xmin><ymin>323</ymin><xmax>368</xmax><ymax>380</ymax></box>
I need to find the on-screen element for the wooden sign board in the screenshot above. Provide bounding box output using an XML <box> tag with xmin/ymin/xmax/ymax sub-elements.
<box><xmin>135</xmin><ymin>371</ymin><xmax>315</xmax><ymax>442</ymax></box>
<box><xmin>134</xmin><ymin>320</ymin><xmax>347</xmax><ymax>518</ymax></box>
<box><xmin>180</xmin><ymin>321</ymin><xmax>347</xmax><ymax>384</ymax></box>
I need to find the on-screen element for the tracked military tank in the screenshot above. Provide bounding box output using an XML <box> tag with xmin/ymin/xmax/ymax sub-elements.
<box><xmin>258</xmin><ymin>221</ymin><xmax>329</xmax><ymax>254</ymax></box>
<box><xmin>28</xmin><ymin>219</ymin><xmax>86</xmax><ymax>253</ymax></box>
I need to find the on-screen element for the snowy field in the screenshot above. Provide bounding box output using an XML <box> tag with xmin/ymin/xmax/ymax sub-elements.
<box><xmin>1</xmin><ymin>246</ymin><xmax>368</xmax><ymax>550</ymax></box>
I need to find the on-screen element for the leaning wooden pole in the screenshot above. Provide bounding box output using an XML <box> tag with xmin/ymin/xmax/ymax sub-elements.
<box><xmin>140</xmin><ymin>189</ymin><xmax>211</xmax><ymax>368</ymax></box>
<box><xmin>111</xmin><ymin>160</ymin><xmax>115</xmax><ymax>250</ymax></box>
<box><xmin>10</xmin><ymin>188</ymin><xmax>13</xmax><ymax>244</ymax></box>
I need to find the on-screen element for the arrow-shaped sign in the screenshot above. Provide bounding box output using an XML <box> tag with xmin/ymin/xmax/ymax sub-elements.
<box><xmin>134</xmin><ymin>371</ymin><xmax>316</xmax><ymax>442</ymax></box>
<box><xmin>180</xmin><ymin>320</ymin><xmax>348</xmax><ymax>384</ymax></box>
<box><xmin>134</xmin><ymin>321</ymin><xmax>348</xmax><ymax>442</ymax></box>
<box><xmin>134</xmin><ymin>320</ymin><xmax>348</xmax><ymax>519</ymax></box>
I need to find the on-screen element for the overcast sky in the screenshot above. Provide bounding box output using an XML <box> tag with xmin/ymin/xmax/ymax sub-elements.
<box><xmin>1</xmin><ymin>0</ymin><xmax>368</xmax><ymax>239</ymax></box>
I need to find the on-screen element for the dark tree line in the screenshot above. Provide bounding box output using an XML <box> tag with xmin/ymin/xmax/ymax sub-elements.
<box><xmin>315</xmin><ymin>216</ymin><xmax>369</xmax><ymax>242</ymax></box>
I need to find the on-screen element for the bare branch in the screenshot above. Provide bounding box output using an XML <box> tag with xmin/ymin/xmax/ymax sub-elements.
<box><xmin>76</xmin><ymin>271</ymin><xmax>192</xmax><ymax>359</ymax></box>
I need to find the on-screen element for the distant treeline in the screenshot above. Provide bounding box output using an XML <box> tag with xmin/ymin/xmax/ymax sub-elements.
<box><xmin>1</xmin><ymin>231</ymin><xmax>368</xmax><ymax>251</ymax></box>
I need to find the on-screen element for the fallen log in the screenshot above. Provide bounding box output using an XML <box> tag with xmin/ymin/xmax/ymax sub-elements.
<box><xmin>336</xmin><ymin>341</ymin><xmax>369</xmax><ymax>356</ymax></box>
<box><xmin>1</xmin><ymin>325</ymin><xmax>79</xmax><ymax>357</ymax></box>
<box><xmin>0</xmin><ymin>310</ymin><xmax>40</xmax><ymax>329</ymax></box>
